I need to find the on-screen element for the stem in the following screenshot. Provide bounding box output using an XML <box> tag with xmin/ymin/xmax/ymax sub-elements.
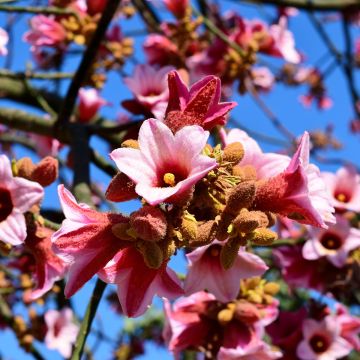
<box><xmin>0</xmin><ymin>4</ymin><xmax>78</xmax><ymax>17</ymax></box>
<box><xmin>71</xmin><ymin>278</ymin><xmax>107</xmax><ymax>360</ymax></box>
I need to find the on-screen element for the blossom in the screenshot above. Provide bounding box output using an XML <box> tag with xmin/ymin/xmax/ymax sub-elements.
<box><xmin>297</xmin><ymin>316</ymin><xmax>353</xmax><ymax>360</ymax></box>
<box><xmin>23</xmin><ymin>15</ymin><xmax>67</xmax><ymax>49</ymax></box>
<box><xmin>110</xmin><ymin>118</ymin><xmax>217</xmax><ymax>206</ymax></box>
<box><xmin>24</xmin><ymin>225</ymin><xmax>66</xmax><ymax>301</ymax></box>
<box><xmin>44</xmin><ymin>308</ymin><xmax>79</xmax><ymax>358</ymax></box>
<box><xmin>251</xmin><ymin>67</ymin><xmax>275</xmax><ymax>92</ymax></box>
<box><xmin>51</xmin><ymin>185</ymin><xmax>130</xmax><ymax>297</ymax></box>
<box><xmin>184</xmin><ymin>241</ymin><xmax>268</xmax><ymax>302</ymax></box>
<box><xmin>123</xmin><ymin>64</ymin><xmax>174</xmax><ymax>120</ymax></box>
<box><xmin>78</xmin><ymin>87</ymin><xmax>108</xmax><ymax>123</ymax></box>
<box><xmin>321</xmin><ymin>165</ymin><xmax>360</xmax><ymax>212</ymax></box>
<box><xmin>253</xmin><ymin>132</ymin><xmax>335</xmax><ymax>228</ymax></box>
<box><xmin>0</xmin><ymin>155</ymin><xmax>44</xmax><ymax>246</ymax></box>
<box><xmin>29</xmin><ymin>133</ymin><xmax>62</xmax><ymax>158</ymax></box>
<box><xmin>99</xmin><ymin>247</ymin><xmax>183</xmax><ymax>317</ymax></box>
<box><xmin>143</xmin><ymin>34</ymin><xmax>179</xmax><ymax>66</ymax></box>
<box><xmin>303</xmin><ymin>215</ymin><xmax>360</xmax><ymax>268</ymax></box>
<box><xmin>164</xmin><ymin>71</ymin><xmax>237</xmax><ymax>132</ymax></box>
<box><xmin>0</xmin><ymin>27</ymin><xmax>9</xmax><ymax>56</ymax></box>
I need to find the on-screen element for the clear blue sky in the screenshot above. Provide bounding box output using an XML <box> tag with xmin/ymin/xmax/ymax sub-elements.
<box><xmin>1</xmin><ymin>0</ymin><xmax>359</xmax><ymax>359</ymax></box>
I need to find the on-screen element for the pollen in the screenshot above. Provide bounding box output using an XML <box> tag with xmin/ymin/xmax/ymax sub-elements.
<box><xmin>163</xmin><ymin>173</ymin><xmax>176</xmax><ymax>187</ymax></box>
<box><xmin>336</xmin><ymin>193</ymin><xmax>348</xmax><ymax>202</ymax></box>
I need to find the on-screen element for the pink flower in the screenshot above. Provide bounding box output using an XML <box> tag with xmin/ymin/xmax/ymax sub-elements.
<box><xmin>251</xmin><ymin>67</ymin><xmax>275</xmax><ymax>92</ymax></box>
<box><xmin>44</xmin><ymin>308</ymin><xmax>79</xmax><ymax>358</ymax></box>
<box><xmin>110</xmin><ymin>118</ymin><xmax>217</xmax><ymax>206</ymax></box>
<box><xmin>164</xmin><ymin>71</ymin><xmax>237</xmax><ymax>132</ymax></box>
<box><xmin>336</xmin><ymin>303</ymin><xmax>360</xmax><ymax>351</ymax></box>
<box><xmin>163</xmin><ymin>291</ymin><xmax>217</xmax><ymax>353</ymax></box>
<box><xmin>143</xmin><ymin>34</ymin><xmax>179</xmax><ymax>66</ymax></box>
<box><xmin>78</xmin><ymin>87</ymin><xmax>108</xmax><ymax>123</ymax></box>
<box><xmin>267</xmin><ymin>17</ymin><xmax>301</xmax><ymax>64</ymax></box>
<box><xmin>254</xmin><ymin>132</ymin><xmax>335</xmax><ymax>228</ymax></box>
<box><xmin>24</xmin><ymin>226</ymin><xmax>66</xmax><ymax>301</ymax></box>
<box><xmin>123</xmin><ymin>65</ymin><xmax>174</xmax><ymax>120</ymax></box>
<box><xmin>29</xmin><ymin>133</ymin><xmax>62</xmax><ymax>158</ymax></box>
<box><xmin>99</xmin><ymin>247</ymin><xmax>183</xmax><ymax>317</ymax></box>
<box><xmin>23</xmin><ymin>15</ymin><xmax>67</xmax><ymax>49</ymax></box>
<box><xmin>184</xmin><ymin>241</ymin><xmax>268</xmax><ymax>302</ymax></box>
<box><xmin>321</xmin><ymin>165</ymin><xmax>360</xmax><ymax>212</ymax></box>
<box><xmin>303</xmin><ymin>215</ymin><xmax>360</xmax><ymax>268</ymax></box>
<box><xmin>51</xmin><ymin>185</ymin><xmax>129</xmax><ymax>297</ymax></box>
<box><xmin>299</xmin><ymin>93</ymin><xmax>333</xmax><ymax>110</ymax></box>
<box><xmin>0</xmin><ymin>27</ymin><xmax>9</xmax><ymax>56</ymax></box>
<box><xmin>0</xmin><ymin>155</ymin><xmax>44</xmax><ymax>245</ymax></box>
<box><xmin>164</xmin><ymin>0</ymin><xmax>188</xmax><ymax>18</ymax></box>
<box><xmin>297</xmin><ymin>316</ymin><xmax>353</xmax><ymax>360</ymax></box>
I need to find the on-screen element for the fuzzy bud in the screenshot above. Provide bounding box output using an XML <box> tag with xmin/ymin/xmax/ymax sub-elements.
<box><xmin>137</xmin><ymin>241</ymin><xmax>163</xmax><ymax>269</ymax></box>
<box><xmin>111</xmin><ymin>223</ymin><xmax>135</xmax><ymax>241</ymax></box>
<box><xmin>220</xmin><ymin>238</ymin><xmax>241</xmax><ymax>270</ymax></box>
<box><xmin>130</xmin><ymin>206</ymin><xmax>167</xmax><ymax>242</ymax></box>
<box><xmin>223</xmin><ymin>142</ymin><xmax>244</xmax><ymax>164</ymax></box>
<box><xmin>16</xmin><ymin>157</ymin><xmax>36</xmax><ymax>179</ymax></box>
<box><xmin>234</xmin><ymin>301</ymin><xmax>261</xmax><ymax>324</ymax></box>
<box><xmin>264</xmin><ymin>282</ymin><xmax>280</xmax><ymax>296</ymax></box>
<box><xmin>31</xmin><ymin>156</ymin><xmax>58</xmax><ymax>187</ymax></box>
<box><xmin>189</xmin><ymin>220</ymin><xmax>217</xmax><ymax>247</ymax></box>
<box><xmin>224</xmin><ymin>181</ymin><xmax>256</xmax><ymax>216</ymax></box>
<box><xmin>249</xmin><ymin>228</ymin><xmax>278</xmax><ymax>245</ymax></box>
<box><xmin>106</xmin><ymin>172</ymin><xmax>137</xmax><ymax>202</ymax></box>
<box><xmin>180</xmin><ymin>214</ymin><xmax>198</xmax><ymax>244</ymax></box>
<box><xmin>233</xmin><ymin>209</ymin><xmax>269</xmax><ymax>233</ymax></box>
<box><xmin>121</xmin><ymin>139</ymin><xmax>139</xmax><ymax>149</ymax></box>
<box><xmin>232</xmin><ymin>165</ymin><xmax>257</xmax><ymax>181</ymax></box>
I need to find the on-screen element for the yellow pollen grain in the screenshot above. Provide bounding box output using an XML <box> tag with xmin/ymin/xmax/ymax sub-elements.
<box><xmin>336</xmin><ymin>193</ymin><xmax>347</xmax><ymax>202</ymax></box>
<box><xmin>163</xmin><ymin>173</ymin><xmax>176</xmax><ymax>187</ymax></box>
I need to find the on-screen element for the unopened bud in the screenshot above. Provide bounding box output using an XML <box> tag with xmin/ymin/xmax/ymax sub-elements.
<box><xmin>16</xmin><ymin>157</ymin><xmax>36</xmax><ymax>179</ymax></box>
<box><xmin>111</xmin><ymin>222</ymin><xmax>135</xmax><ymax>241</ymax></box>
<box><xmin>130</xmin><ymin>206</ymin><xmax>167</xmax><ymax>242</ymax></box>
<box><xmin>223</xmin><ymin>142</ymin><xmax>244</xmax><ymax>164</ymax></box>
<box><xmin>180</xmin><ymin>213</ymin><xmax>198</xmax><ymax>243</ymax></box>
<box><xmin>121</xmin><ymin>139</ymin><xmax>139</xmax><ymax>149</ymax></box>
<box><xmin>264</xmin><ymin>282</ymin><xmax>280</xmax><ymax>296</ymax></box>
<box><xmin>225</xmin><ymin>181</ymin><xmax>256</xmax><ymax>216</ymax></box>
<box><xmin>31</xmin><ymin>157</ymin><xmax>58</xmax><ymax>187</ymax></box>
<box><xmin>105</xmin><ymin>172</ymin><xmax>137</xmax><ymax>202</ymax></box>
<box><xmin>234</xmin><ymin>301</ymin><xmax>261</xmax><ymax>324</ymax></box>
<box><xmin>232</xmin><ymin>165</ymin><xmax>257</xmax><ymax>181</ymax></box>
<box><xmin>189</xmin><ymin>220</ymin><xmax>217</xmax><ymax>247</ymax></box>
<box><xmin>137</xmin><ymin>241</ymin><xmax>163</xmax><ymax>269</ymax></box>
<box><xmin>249</xmin><ymin>228</ymin><xmax>278</xmax><ymax>245</ymax></box>
<box><xmin>220</xmin><ymin>238</ymin><xmax>241</xmax><ymax>270</ymax></box>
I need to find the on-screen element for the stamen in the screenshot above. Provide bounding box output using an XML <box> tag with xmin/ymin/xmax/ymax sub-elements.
<box><xmin>163</xmin><ymin>173</ymin><xmax>176</xmax><ymax>187</ymax></box>
<box><xmin>336</xmin><ymin>193</ymin><xmax>347</xmax><ymax>202</ymax></box>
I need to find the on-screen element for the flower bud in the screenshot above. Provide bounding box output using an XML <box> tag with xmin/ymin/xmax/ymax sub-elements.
<box><xmin>111</xmin><ymin>223</ymin><xmax>135</xmax><ymax>241</ymax></box>
<box><xmin>223</xmin><ymin>142</ymin><xmax>244</xmax><ymax>164</ymax></box>
<box><xmin>137</xmin><ymin>241</ymin><xmax>163</xmax><ymax>269</ymax></box>
<box><xmin>105</xmin><ymin>172</ymin><xmax>137</xmax><ymax>202</ymax></box>
<box><xmin>16</xmin><ymin>157</ymin><xmax>36</xmax><ymax>179</ymax></box>
<box><xmin>248</xmin><ymin>228</ymin><xmax>278</xmax><ymax>245</ymax></box>
<box><xmin>232</xmin><ymin>165</ymin><xmax>257</xmax><ymax>181</ymax></box>
<box><xmin>130</xmin><ymin>206</ymin><xmax>167</xmax><ymax>242</ymax></box>
<box><xmin>217</xmin><ymin>304</ymin><xmax>235</xmax><ymax>325</ymax></box>
<box><xmin>189</xmin><ymin>220</ymin><xmax>217</xmax><ymax>247</ymax></box>
<box><xmin>234</xmin><ymin>301</ymin><xmax>261</xmax><ymax>324</ymax></box>
<box><xmin>264</xmin><ymin>282</ymin><xmax>280</xmax><ymax>296</ymax></box>
<box><xmin>31</xmin><ymin>156</ymin><xmax>59</xmax><ymax>187</ymax></box>
<box><xmin>224</xmin><ymin>181</ymin><xmax>256</xmax><ymax>216</ymax></box>
<box><xmin>220</xmin><ymin>237</ymin><xmax>242</xmax><ymax>270</ymax></box>
<box><xmin>180</xmin><ymin>213</ymin><xmax>198</xmax><ymax>243</ymax></box>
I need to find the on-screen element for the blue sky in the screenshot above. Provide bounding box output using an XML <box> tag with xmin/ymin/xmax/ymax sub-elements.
<box><xmin>0</xmin><ymin>0</ymin><xmax>360</xmax><ymax>359</ymax></box>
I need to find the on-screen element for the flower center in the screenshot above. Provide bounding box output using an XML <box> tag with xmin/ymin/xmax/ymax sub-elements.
<box><xmin>335</xmin><ymin>192</ymin><xmax>349</xmax><ymax>203</ymax></box>
<box><xmin>320</xmin><ymin>232</ymin><xmax>342</xmax><ymax>250</ymax></box>
<box><xmin>163</xmin><ymin>173</ymin><xmax>176</xmax><ymax>187</ymax></box>
<box><xmin>0</xmin><ymin>187</ymin><xmax>13</xmax><ymax>222</ymax></box>
<box><xmin>207</xmin><ymin>244</ymin><xmax>221</xmax><ymax>258</ymax></box>
<box><xmin>309</xmin><ymin>334</ymin><xmax>329</xmax><ymax>353</ymax></box>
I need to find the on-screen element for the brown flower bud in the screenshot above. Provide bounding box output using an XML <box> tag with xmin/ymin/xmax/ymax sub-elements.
<box><xmin>248</xmin><ymin>228</ymin><xmax>278</xmax><ymax>245</ymax></box>
<box><xmin>16</xmin><ymin>157</ymin><xmax>36</xmax><ymax>179</ymax></box>
<box><xmin>223</xmin><ymin>142</ymin><xmax>244</xmax><ymax>164</ymax></box>
<box><xmin>232</xmin><ymin>165</ymin><xmax>257</xmax><ymax>181</ymax></box>
<box><xmin>234</xmin><ymin>301</ymin><xmax>261</xmax><ymax>324</ymax></box>
<box><xmin>105</xmin><ymin>172</ymin><xmax>137</xmax><ymax>202</ymax></box>
<box><xmin>189</xmin><ymin>220</ymin><xmax>217</xmax><ymax>247</ymax></box>
<box><xmin>137</xmin><ymin>241</ymin><xmax>163</xmax><ymax>269</ymax></box>
<box><xmin>180</xmin><ymin>214</ymin><xmax>198</xmax><ymax>244</ymax></box>
<box><xmin>111</xmin><ymin>222</ymin><xmax>135</xmax><ymax>241</ymax></box>
<box><xmin>220</xmin><ymin>237</ymin><xmax>242</xmax><ymax>270</ymax></box>
<box><xmin>121</xmin><ymin>139</ymin><xmax>139</xmax><ymax>149</ymax></box>
<box><xmin>224</xmin><ymin>181</ymin><xmax>256</xmax><ymax>216</ymax></box>
<box><xmin>32</xmin><ymin>157</ymin><xmax>59</xmax><ymax>187</ymax></box>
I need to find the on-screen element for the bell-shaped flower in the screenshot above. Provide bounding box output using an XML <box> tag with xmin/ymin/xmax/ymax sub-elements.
<box><xmin>51</xmin><ymin>185</ymin><xmax>130</xmax><ymax>297</ymax></box>
<box><xmin>110</xmin><ymin>118</ymin><xmax>217</xmax><ymax>206</ymax></box>
<box><xmin>303</xmin><ymin>215</ymin><xmax>360</xmax><ymax>268</ymax></box>
<box><xmin>322</xmin><ymin>165</ymin><xmax>360</xmax><ymax>212</ymax></box>
<box><xmin>44</xmin><ymin>308</ymin><xmax>79</xmax><ymax>358</ymax></box>
<box><xmin>253</xmin><ymin>132</ymin><xmax>335</xmax><ymax>228</ymax></box>
<box><xmin>184</xmin><ymin>241</ymin><xmax>268</xmax><ymax>302</ymax></box>
<box><xmin>0</xmin><ymin>154</ymin><xmax>44</xmax><ymax>245</ymax></box>
<box><xmin>123</xmin><ymin>64</ymin><xmax>174</xmax><ymax>120</ymax></box>
<box><xmin>78</xmin><ymin>87</ymin><xmax>108</xmax><ymax>123</ymax></box>
<box><xmin>164</xmin><ymin>71</ymin><xmax>237</xmax><ymax>132</ymax></box>
<box><xmin>24</xmin><ymin>225</ymin><xmax>66</xmax><ymax>301</ymax></box>
<box><xmin>297</xmin><ymin>316</ymin><xmax>353</xmax><ymax>360</ymax></box>
<box><xmin>99</xmin><ymin>247</ymin><xmax>183</xmax><ymax>317</ymax></box>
